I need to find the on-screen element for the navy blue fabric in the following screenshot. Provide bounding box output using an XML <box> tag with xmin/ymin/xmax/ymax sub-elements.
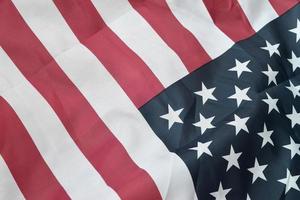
<box><xmin>140</xmin><ymin>5</ymin><xmax>300</xmax><ymax>200</ymax></box>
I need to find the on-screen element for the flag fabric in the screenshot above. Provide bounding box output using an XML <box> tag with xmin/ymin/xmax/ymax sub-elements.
<box><xmin>0</xmin><ymin>0</ymin><xmax>299</xmax><ymax>200</ymax></box>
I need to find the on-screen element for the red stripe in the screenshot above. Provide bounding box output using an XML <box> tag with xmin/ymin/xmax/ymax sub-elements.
<box><xmin>54</xmin><ymin>0</ymin><xmax>164</xmax><ymax>108</ymax></box>
<box><xmin>129</xmin><ymin>0</ymin><xmax>211</xmax><ymax>72</ymax></box>
<box><xmin>0</xmin><ymin>97</ymin><xmax>70</xmax><ymax>200</ymax></box>
<box><xmin>203</xmin><ymin>0</ymin><xmax>255</xmax><ymax>42</ymax></box>
<box><xmin>269</xmin><ymin>0</ymin><xmax>299</xmax><ymax>15</ymax></box>
<box><xmin>0</xmin><ymin>1</ymin><xmax>162</xmax><ymax>200</ymax></box>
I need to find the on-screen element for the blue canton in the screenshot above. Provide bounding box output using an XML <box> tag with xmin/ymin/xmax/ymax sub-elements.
<box><xmin>140</xmin><ymin>5</ymin><xmax>300</xmax><ymax>200</ymax></box>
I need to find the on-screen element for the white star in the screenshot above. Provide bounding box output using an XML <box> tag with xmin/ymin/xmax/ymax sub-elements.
<box><xmin>246</xmin><ymin>194</ymin><xmax>251</xmax><ymax>200</ymax></box>
<box><xmin>262</xmin><ymin>65</ymin><xmax>279</xmax><ymax>85</ymax></box>
<box><xmin>193</xmin><ymin>113</ymin><xmax>215</xmax><ymax>134</ymax></box>
<box><xmin>222</xmin><ymin>145</ymin><xmax>242</xmax><ymax>171</ymax></box>
<box><xmin>229</xmin><ymin>59</ymin><xmax>252</xmax><ymax>78</ymax></box>
<box><xmin>257</xmin><ymin>123</ymin><xmax>274</xmax><ymax>148</ymax></box>
<box><xmin>189</xmin><ymin>141</ymin><xmax>212</xmax><ymax>159</ymax></box>
<box><xmin>160</xmin><ymin>104</ymin><xmax>183</xmax><ymax>129</ymax></box>
<box><xmin>262</xmin><ymin>93</ymin><xmax>279</xmax><ymax>114</ymax></box>
<box><xmin>283</xmin><ymin>137</ymin><xmax>300</xmax><ymax>159</ymax></box>
<box><xmin>228</xmin><ymin>86</ymin><xmax>251</xmax><ymax>106</ymax></box>
<box><xmin>286</xmin><ymin>80</ymin><xmax>300</xmax><ymax>98</ymax></box>
<box><xmin>210</xmin><ymin>183</ymin><xmax>231</xmax><ymax>200</ymax></box>
<box><xmin>261</xmin><ymin>40</ymin><xmax>280</xmax><ymax>57</ymax></box>
<box><xmin>288</xmin><ymin>51</ymin><xmax>300</xmax><ymax>72</ymax></box>
<box><xmin>194</xmin><ymin>83</ymin><xmax>217</xmax><ymax>104</ymax></box>
<box><xmin>286</xmin><ymin>106</ymin><xmax>300</xmax><ymax>128</ymax></box>
<box><xmin>278</xmin><ymin>169</ymin><xmax>300</xmax><ymax>194</ymax></box>
<box><xmin>227</xmin><ymin>114</ymin><xmax>249</xmax><ymax>135</ymax></box>
<box><xmin>248</xmin><ymin>158</ymin><xmax>268</xmax><ymax>183</ymax></box>
<box><xmin>289</xmin><ymin>19</ymin><xmax>300</xmax><ymax>42</ymax></box>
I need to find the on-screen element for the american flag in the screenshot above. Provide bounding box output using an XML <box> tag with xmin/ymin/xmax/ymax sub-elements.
<box><xmin>0</xmin><ymin>0</ymin><xmax>299</xmax><ymax>200</ymax></box>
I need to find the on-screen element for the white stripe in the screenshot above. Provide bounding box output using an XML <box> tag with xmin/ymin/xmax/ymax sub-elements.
<box><xmin>238</xmin><ymin>0</ymin><xmax>278</xmax><ymax>31</ymax></box>
<box><xmin>12</xmin><ymin>2</ymin><xmax>78</xmax><ymax>58</ymax></box>
<box><xmin>0</xmin><ymin>48</ymin><xmax>120</xmax><ymax>200</ymax></box>
<box><xmin>91</xmin><ymin>0</ymin><xmax>188</xmax><ymax>87</ymax></box>
<box><xmin>166</xmin><ymin>0</ymin><xmax>234</xmax><ymax>58</ymax></box>
<box><xmin>10</xmin><ymin>1</ymin><xmax>197</xmax><ymax>199</ymax></box>
<box><xmin>0</xmin><ymin>156</ymin><xmax>25</xmax><ymax>200</ymax></box>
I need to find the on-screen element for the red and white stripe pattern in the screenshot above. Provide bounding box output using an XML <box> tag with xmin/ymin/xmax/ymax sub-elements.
<box><xmin>0</xmin><ymin>0</ymin><xmax>298</xmax><ymax>199</ymax></box>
